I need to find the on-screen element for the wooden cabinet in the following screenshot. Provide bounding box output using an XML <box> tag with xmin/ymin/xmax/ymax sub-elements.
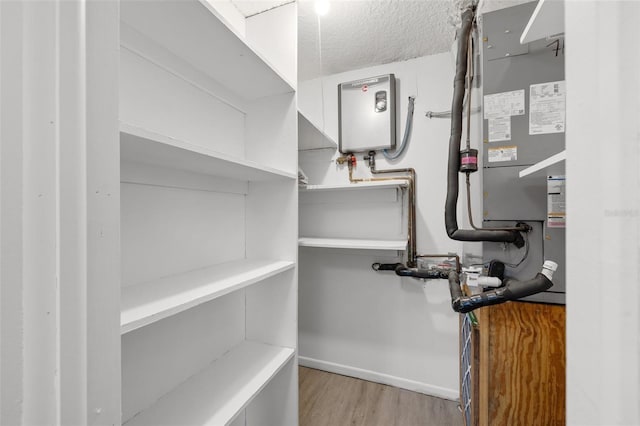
<box><xmin>119</xmin><ymin>1</ymin><xmax>298</xmax><ymax>424</ymax></box>
<box><xmin>466</xmin><ymin>302</ymin><xmax>565</xmax><ymax>425</ymax></box>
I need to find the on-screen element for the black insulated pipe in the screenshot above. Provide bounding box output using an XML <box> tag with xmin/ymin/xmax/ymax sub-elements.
<box><xmin>372</xmin><ymin>263</ymin><xmax>450</xmax><ymax>280</ymax></box>
<box><xmin>444</xmin><ymin>7</ymin><xmax>524</xmax><ymax>247</ymax></box>
<box><xmin>448</xmin><ymin>270</ymin><xmax>553</xmax><ymax>314</ymax></box>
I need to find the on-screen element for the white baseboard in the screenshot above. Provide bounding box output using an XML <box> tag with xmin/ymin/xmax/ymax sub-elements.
<box><xmin>298</xmin><ymin>356</ymin><xmax>459</xmax><ymax>402</ymax></box>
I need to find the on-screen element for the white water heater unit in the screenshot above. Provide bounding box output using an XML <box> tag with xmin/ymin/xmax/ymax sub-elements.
<box><xmin>338</xmin><ymin>74</ymin><xmax>396</xmax><ymax>153</ymax></box>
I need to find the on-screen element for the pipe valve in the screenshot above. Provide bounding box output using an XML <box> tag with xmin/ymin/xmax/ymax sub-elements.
<box><xmin>336</xmin><ymin>156</ymin><xmax>350</xmax><ymax>165</ymax></box>
<box><xmin>363</xmin><ymin>151</ymin><xmax>376</xmax><ymax>169</ymax></box>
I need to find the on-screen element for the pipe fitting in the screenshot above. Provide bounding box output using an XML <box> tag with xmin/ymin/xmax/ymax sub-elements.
<box><xmin>448</xmin><ymin>262</ymin><xmax>555</xmax><ymax>313</ymax></box>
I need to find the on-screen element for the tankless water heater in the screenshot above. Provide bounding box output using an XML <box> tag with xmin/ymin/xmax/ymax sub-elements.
<box><xmin>338</xmin><ymin>74</ymin><xmax>396</xmax><ymax>153</ymax></box>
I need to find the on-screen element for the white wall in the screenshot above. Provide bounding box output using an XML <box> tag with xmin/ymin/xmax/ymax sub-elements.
<box><xmin>203</xmin><ymin>0</ymin><xmax>246</xmax><ymax>38</ymax></box>
<box><xmin>246</xmin><ymin>2</ymin><xmax>297</xmax><ymax>87</ymax></box>
<box><xmin>0</xmin><ymin>1</ymin><xmax>121</xmax><ymax>424</ymax></box>
<box><xmin>298</xmin><ymin>52</ymin><xmax>484</xmax><ymax>399</ymax></box>
<box><xmin>204</xmin><ymin>1</ymin><xmax>296</xmax><ymax>87</ymax></box>
<box><xmin>565</xmin><ymin>2</ymin><xmax>640</xmax><ymax>424</ymax></box>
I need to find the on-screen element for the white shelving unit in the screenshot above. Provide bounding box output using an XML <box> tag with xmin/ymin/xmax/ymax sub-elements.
<box><xmin>300</xmin><ymin>180</ymin><xmax>408</xmax><ymax>192</ymax></box>
<box><xmin>298</xmin><ymin>111</ymin><xmax>337</xmax><ymax>151</ymax></box>
<box><xmin>519</xmin><ymin>150</ymin><xmax>566</xmax><ymax>178</ymax></box>
<box><xmin>125</xmin><ymin>341</ymin><xmax>295</xmax><ymax>426</ymax></box>
<box><xmin>121</xmin><ymin>260</ymin><xmax>295</xmax><ymax>334</ymax></box>
<box><xmin>121</xmin><ymin>123</ymin><xmax>296</xmax><ymax>182</ymax></box>
<box><xmin>299</xmin><ymin>180</ymin><xmax>407</xmax><ymax>251</ymax></box>
<box><xmin>119</xmin><ymin>1</ymin><xmax>298</xmax><ymax>424</ymax></box>
<box><xmin>520</xmin><ymin>0</ymin><xmax>564</xmax><ymax>44</ymax></box>
<box><xmin>120</xmin><ymin>0</ymin><xmax>294</xmax><ymax>100</ymax></box>
<box><xmin>298</xmin><ymin>237</ymin><xmax>407</xmax><ymax>251</ymax></box>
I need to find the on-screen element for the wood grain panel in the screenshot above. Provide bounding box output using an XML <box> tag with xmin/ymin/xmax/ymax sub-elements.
<box><xmin>480</xmin><ymin>302</ymin><xmax>565</xmax><ymax>426</ymax></box>
<box><xmin>477</xmin><ymin>307</ymin><xmax>490</xmax><ymax>426</ymax></box>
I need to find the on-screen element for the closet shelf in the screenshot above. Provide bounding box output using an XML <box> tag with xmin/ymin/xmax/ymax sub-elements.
<box><xmin>300</xmin><ymin>180</ymin><xmax>408</xmax><ymax>192</ymax></box>
<box><xmin>298</xmin><ymin>237</ymin><xmax>407</xmax><ymax>251</ymax></box>
<box><xmin>298</xmin><ymin>111</ymin><xmax>337</xmax><ymax>151</ymax></box>
<box><xmin>120</xmin><ymin>0</ymin><xmax>294</xmax><ymax>100</ymax></box>
<box><xmin>121</xmin><ymin>259</ymin><xmax>295</xmax><ymax>334</ymax></box>
<box><xmin>120</xmin><ymin>123</ymin><xmax>296</xmax><ymax>182</ymax></box>
<box><xmin>124</xmin><ymin>341</ymin><xmax>295</xmax><ymax>426</ymax></box>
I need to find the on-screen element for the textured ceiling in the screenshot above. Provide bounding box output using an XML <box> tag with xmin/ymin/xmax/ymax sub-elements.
<box><xmin>298</xmin><ymin>0</ymin><xmax>531</xmax><ymax>81</ymax></box>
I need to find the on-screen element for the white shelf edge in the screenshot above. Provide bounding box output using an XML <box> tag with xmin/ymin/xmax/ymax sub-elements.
<box><xmin>121</xmin><ymin>0</ymin><xmax>294</xmax><ymax>101</ymax></box>
<box><xmin>519</xmin><ymin>150</ymin><xmax>566</xmax><ymax>178</ymax></box>
<box><xmin>298</xmin><ymin>237</ymin><xmax>407</xmax><ymax>251</ymax></box>
<box><xmin>299</xmin><ymin>180</ymin><xmax>408</xmax><ymax>192</ymax></box>
<box><xmin>297</xmin><ymin>111</ymin><xmax>337</xmax><ymax>151</ymax></box>
<box><xmin>120</xmin><ymin>122</ymin><xmax>297</xmax><ymax>181</ymax></box>
<box><xmin>198</xmin><ymin>0</ymin><xmax>296</xmax><ymax>93</ymax></box>
<box><xmin>124</xmin><ymin>341</ymin><xmax>295</xmax><ymax>426</ymax></box>
<box><xmin>520</xmin><ymin>0</ymin><xmax>564</xmax><ymax>44</ymax></box>
<box><xmin>121</xmin><ymin>259</ymin><xmax>295</xmax><ymax>334</ymax></box>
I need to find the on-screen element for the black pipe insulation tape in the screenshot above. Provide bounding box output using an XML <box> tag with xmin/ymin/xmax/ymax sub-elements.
<box><xmin>372</xmin><ymin>263</ymin><xmax>450</xmax><ymax>279</ymax></box>
<box><xmin>487</xmin><ymin>260</ymin><xmax>505</xmax><ymax>280</ymax></box>
<box><xmin>443</xmin><ymin>7</ymin><xmax>523</xmax><ymax>246</ymax></box>
<box><xmin>448</xmin><ymin>267</ymin><xmax>554</xmax><ymax>313</ymax></box>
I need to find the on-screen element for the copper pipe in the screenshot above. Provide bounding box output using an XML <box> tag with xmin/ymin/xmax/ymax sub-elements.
<box><xmin>464</xmin><ymin>174</ymin><xmax>524</xmax><ymax>232</ymax></box>
<box><xmin>345</xmin><ymin>155</ymin><xmax>417</xmax><ymax>267</ymax></box>
<box><xmin>370</xmin><ymin>166</ymin><xmax>416</xmax><ymax>267</ymax></box>
<box><xmin>466</xmin><ymin>24</ymin><xmax>474</xmax><ymax>152</ymax></box>
<box><xmin>461</xmin><ymin>22</ymin><xmax>526</xmax><ymax>234</ymax></box>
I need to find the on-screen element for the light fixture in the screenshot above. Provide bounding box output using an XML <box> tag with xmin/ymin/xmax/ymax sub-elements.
<box><xmin>314</xmin><ymin>0</ymin><xmax>330</xmax><ymax>16</ymax></box>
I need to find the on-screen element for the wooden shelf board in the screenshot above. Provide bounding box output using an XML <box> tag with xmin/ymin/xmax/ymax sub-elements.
<box><xmin>124</xmin><ymin>341</ymin><xmax>295</xmax><ymax>426</ymax></box>
<box><xmin>298</xmin><ymin>111</ymin><xmax>337</xmax><ymax>151</ymax></box>
<box><xmin>121</xmin><ymin>259</ymin><xmax>295</xmax><ymax>334</ymax></box>
<box><xmin>300</xmin><ymin>180</ymin><xmax>408</xmax><ymax>192</ymax></box>
<box><xmin>298</xmin><ymin>237</ymin><xmax>407</xmax><ymax>251</ymax></box>
<box><xmin>120</xmin><ymin>0</ymin><xmax>294</xmax><ymax>100</ymax></box>
<box><xmin>520</xmin><ymin>0</ymin><xmax>564</xmax><ymax>44</ymax></box>
<box><xmin>120</xmin><ymin>123</ymin><xmax>296</xmax><ymax>182</ymax></box>
<box><xmin>519</xmin><ymin>150</ymin><xmax>565</xmax><ymax>178</ymax></box>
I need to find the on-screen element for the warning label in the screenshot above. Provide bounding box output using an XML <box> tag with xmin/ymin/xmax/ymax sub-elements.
<box><xmin>547</xmin><ymin>175</ymin><xmax>566</xmax><ymax>228</ymax></box>
<box><xmin>488</xmin><ymin>146</ymin><xmax>517</xmax><ymax>162</ymax></box>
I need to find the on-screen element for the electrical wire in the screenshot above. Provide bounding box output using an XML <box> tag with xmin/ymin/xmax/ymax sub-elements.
<box><xmin>502</xmin><ymin>232</ymin><xmax>530</xmax><ymax>268</ymax></box>
<box><xmin>465</xmin><ymin>174</ymin><xmax>526</xmax><ymax>232</ymax></box>
<box><xmin>383</xmin><ymin>96</ymin><xmax>415</xmax><ymax>160</ymax></box>
<box><xmin>466</xmin><ymin>237</ymin><xmax>531</xmax><ymax>270</ymax></box>
<box><xmin>465</xmin><ymin>26</ymin><xmax>474</xmax><ymax>151</ymax></box>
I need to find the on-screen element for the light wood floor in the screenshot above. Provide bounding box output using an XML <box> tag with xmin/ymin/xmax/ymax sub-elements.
<box><xmin>299</xmin><ymin>367</ymin><xmax>461</xmax><ymax>426</ymax></box>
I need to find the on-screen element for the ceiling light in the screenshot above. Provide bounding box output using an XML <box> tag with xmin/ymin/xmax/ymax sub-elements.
<box><xmin>314</xmin><ymin>0</ymin><xmax>330</xmax><ymax>16</ymax></box>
